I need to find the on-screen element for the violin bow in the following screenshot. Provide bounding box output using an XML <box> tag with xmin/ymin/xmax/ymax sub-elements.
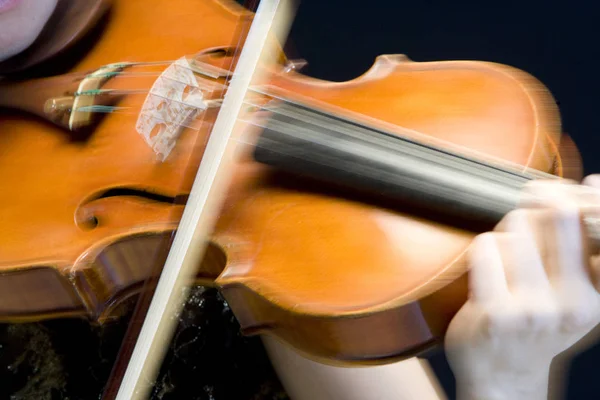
<box><xmin>113</xmin><ymin>1</ymin><xmax>294</xmax><ymax>398</ymax></box>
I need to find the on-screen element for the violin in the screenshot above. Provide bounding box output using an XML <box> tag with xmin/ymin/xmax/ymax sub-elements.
<box><xmin>0</xmin><ymin>0</ymin><xmax>587</xmax><ymax>375</ymax></box>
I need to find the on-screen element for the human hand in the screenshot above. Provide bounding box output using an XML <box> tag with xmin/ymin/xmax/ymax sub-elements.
<box><xmin>444</xmin><ymin>175</ymin><xmax>600</xmax><ymax>400</ymax></box>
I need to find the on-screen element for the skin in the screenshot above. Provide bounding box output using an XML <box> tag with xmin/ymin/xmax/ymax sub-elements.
<box><xmin>0</xmin><ymin>0</ymin><xmax>57</xmax><ymax>62</ymax></box>
<box><xmin>445</xmin><ymin>178</ymin><xmax>600</xmax><ymax>400</ymax></box>
<box><xmin>263</xmin><ymin>336</ymin><xmax>448</xmax><ymax>400</ymax></box>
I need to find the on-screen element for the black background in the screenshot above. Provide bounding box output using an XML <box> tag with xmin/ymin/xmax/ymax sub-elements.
<box><xmin>282</xmin><ymin>1</ymin><xmax>600</xmax><ymax>399</ymax></box>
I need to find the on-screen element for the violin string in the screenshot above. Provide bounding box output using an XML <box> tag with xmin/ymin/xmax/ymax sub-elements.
<box><xmin>67</xmin><ymin>62</ymin><xmax>559</xmax><ymax>184</ymax></box>
<box><xmin>233</xmin><ymin>102</ymin><xmax>557</xmax><ymax>185</ymax></box>
<box><xmin>74</xmin><ymin>85</ymin><xmax>555</xmax><ymax>183</ymax></box>
<box><xmin>268</xmin><ymin>101</ymin><xmax>559</xmax><ymax>181</ymax></box>
<box><xmin>70</xmin><ymin>55</ymin><xmax>282</xmax><ymax>104</ymax></box>
<box><xmin>76</xmin><ymin>61</ymin><xmax>559</xmax><ymax>184</ymax></box>
<box><xmin>71</xmin><ymin>57</ymin><xmax>234</xmax><ymax>89</ymax></box>
<box><xmin>232</xmin><ymin>116</ymin><xmax>554</xmax><ymax>188</ymax></box>
<box><xmin>72</xmin><ymin>91</ymin><xmax>558</xmax><ymax>193</ymax></box>
<box><xmin>78</xmin><ymin>58</ymin><xmax>232</xmax><ymax>80</ymax></box>
<box><xmin>72</xmin><ymin>90</ymin><xmax>558</xmax><ymax>184</ymax></box>
<box><xmin>215</xmin><ymin>119</ymin><xmax>544</xmax><ymax>210</ymax></box>
<box><xmin>73</xmin><ymin>75</ymin><xmax>226</xmax><ymax>97</ymax></box>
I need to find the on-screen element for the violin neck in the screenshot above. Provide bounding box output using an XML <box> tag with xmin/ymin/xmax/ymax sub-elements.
<box><xmin>252</xmin><ymin>100</ymin><xmax>556</xmax><ymax>230</ymax></box>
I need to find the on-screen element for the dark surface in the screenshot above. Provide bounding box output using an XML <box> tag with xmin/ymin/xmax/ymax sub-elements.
<box><xmin>0</xmin><ymin>288</ymin><xmax>287</xmax><ymax>400</ymax></box>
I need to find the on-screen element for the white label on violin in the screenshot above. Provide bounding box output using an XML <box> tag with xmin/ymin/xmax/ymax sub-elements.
<box><xmin>136</xmin><ymin>57</ymin><xmax>209</xmax><ymax>161</ymax></box>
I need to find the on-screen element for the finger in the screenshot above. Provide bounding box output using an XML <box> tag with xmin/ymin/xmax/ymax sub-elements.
<box><xmin>495</xmin><ymin>210</ymin><xmax>552</xmax><ymax>295</ymax></box>
<box><xmin>522</xmin><ymin>179</ymin><xmax>600</xmax><ymax>210</ymax></box>
<box><xmin>468</xmin><ymin>232</ymin><xmax>511</xmax><ymax>304</ymax></box>
<box><xmin>535</xmin><ymin>189</ymin><xmax>600</xmax><ymax>295</ymax></box>
<box><xmin>520</xmin><ymin>179</ymin><xmax>577</xmax><ymax>208</ymax></box>
<box><xmin>580</xmin><ymin>176</ymin><xmax>600</xmax><ymax>256</ymax></box>
<box><xmin>572</xmin><ymin>184</ymin><xmax>600</xmax><ymax>208</ymax></box>
<box><xmin>539</xmin><ymin>205</ymin><xmax>591</xmax><ymax>288</ymax></box>
<box><xmin>522</xmin><ymin>177</ymin><xmax>600</xmax><ymax>278</ymax></box>
<box><xmin>519</xmin><ymin>179</ymin><xmax>576</xmax><ymax>209</ymax></box>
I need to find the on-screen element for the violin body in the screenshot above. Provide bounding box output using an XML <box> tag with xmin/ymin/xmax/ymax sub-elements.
<box><xmin>213</xmin><ymin>55</ymin><xmax>568</xmax><ymax>363</ymax></box>
<box><xmin>0</xmin><ymin>0</ymin><xmax>577</xmax><ymax>364</ymax></box>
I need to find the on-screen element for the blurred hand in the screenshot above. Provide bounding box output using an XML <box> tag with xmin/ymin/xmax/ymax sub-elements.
<box><xmin>444</xmin><ymin>174</ymin><xmax>600</xmax><ymax>400</ymax></box>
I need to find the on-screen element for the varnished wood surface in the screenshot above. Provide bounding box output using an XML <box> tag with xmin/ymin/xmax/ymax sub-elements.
<box><xmin>0</xmin><ymin>0</ymin><xmax>568</xmax><ymax>364</ymax></box>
